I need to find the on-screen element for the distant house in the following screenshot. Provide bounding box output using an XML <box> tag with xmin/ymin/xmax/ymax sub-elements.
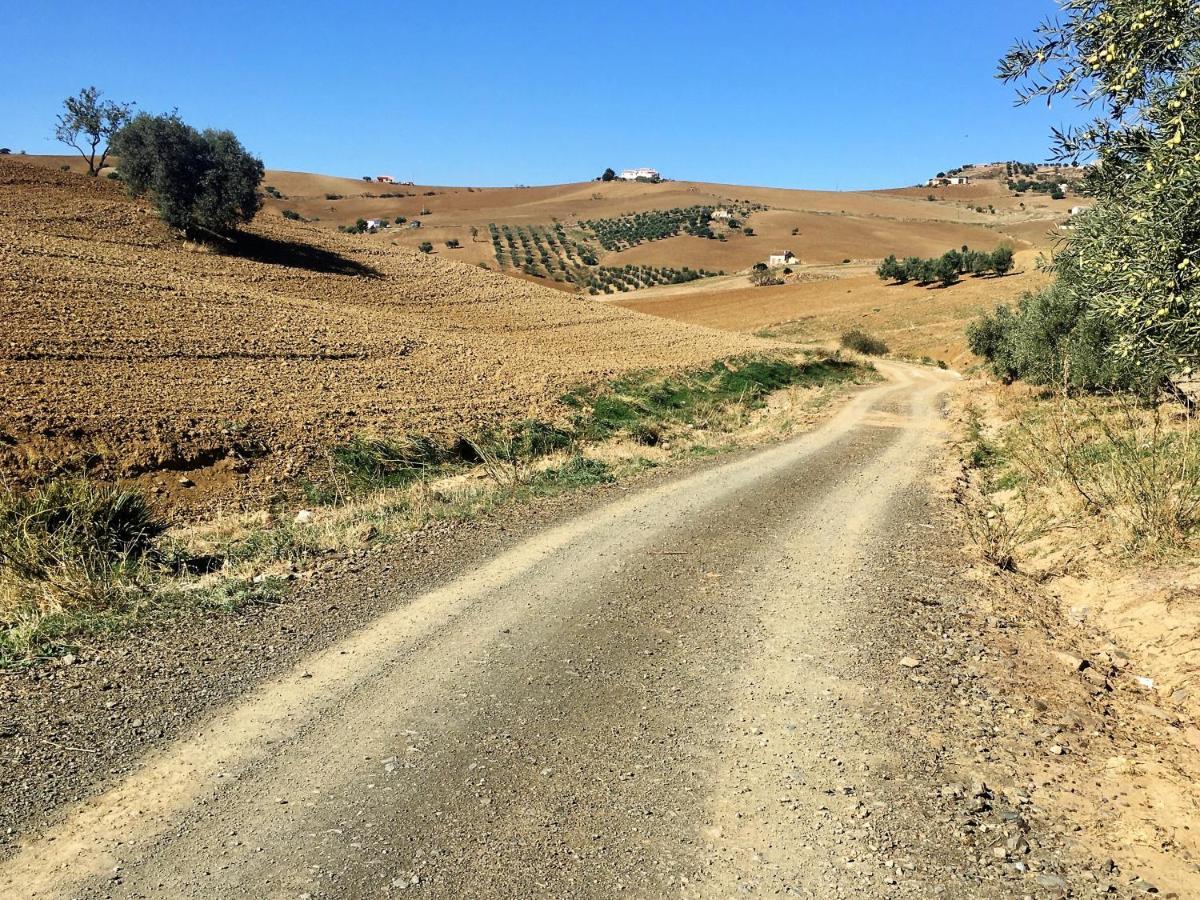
<box><xmin>768</xmin><ymin>250</ymin><xmax>799</xmax><ymax>267</ymax></box>
<box><xmin>376</xmin><ymin>175</ymin><xmax>396</xmax><ymax>184</ymax></box>
<box><xmin>712</xmin><ymin>208</ymin><xmax>733</xmax><ymax>220</ymax></box>
<box><xmin>947</xmin><ymin>175</ymin><xmax>971</xmax><ymax>185</ymax></box>
<box><xmin>365</xmin><ymin>219</ymin><xmax>383</xmax><ymax>231</ymax></box>
<box><xmin>618</xmin><ymin>167</ymin><xmax>661</xmax><ymax>182</ymax></box>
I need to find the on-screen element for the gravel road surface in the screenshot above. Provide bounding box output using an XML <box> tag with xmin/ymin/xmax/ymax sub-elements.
<box><xmin>4</xmin><ymin>364</ymin><xmax>1069</xmax><ymax>898</ymax></box>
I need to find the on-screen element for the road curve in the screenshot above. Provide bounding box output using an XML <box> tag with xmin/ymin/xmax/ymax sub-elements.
<box><xmin>3</xmin><ymin>362</ymin><xmax>1012</xmax><ymax>899</ymax></box>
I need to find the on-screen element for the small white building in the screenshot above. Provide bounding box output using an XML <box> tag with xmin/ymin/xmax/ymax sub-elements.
<box><xmin>712</xmin><ymin>208</ymin><xmax>733</xmax><ymax>220</ymax></box>
<box><xmin>768</xmin><ymin>251</ymin><xmax>799</xmax><ymax>267</ymax></box>
<box><xmin>365</xmin><ymin>219</ymin><xmax>383</xmax><ymax>231</ymax></box>
<box><xmin>376</xmin><ymin>175</ymin><xmax>396</xmax><ymax>184</ymax></box>
<box><xmin>947</xmin><ymin>175</ymin><xmax>971</xmax><ymax>185</ymax></box>
<box><xmin>618</xmin><ymin>167</ymin><xmax>661</xmax><ymax>182</ymax></box>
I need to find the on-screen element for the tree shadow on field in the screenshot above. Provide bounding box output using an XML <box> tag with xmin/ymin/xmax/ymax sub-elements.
<box><xmin>218</xmin><ymin>231</ymin><xmax>381</xmax><ymax>278</ymax></box>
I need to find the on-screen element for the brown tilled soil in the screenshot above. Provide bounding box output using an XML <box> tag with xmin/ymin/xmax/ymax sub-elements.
<box><xmin>0</xmin><ymin>157</ymin><xmax>755</xmax><ymax>515</ymax></box>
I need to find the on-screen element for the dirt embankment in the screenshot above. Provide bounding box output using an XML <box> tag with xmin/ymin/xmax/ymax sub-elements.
<box><xmin>0</xmin><ymin>157</ymin><xmax>756</xmax><ymax>515</ymax></box>
<box><xmin>950</xmin><ymin>382</ymin><xmax>1200</xmax><ymax>893</ymax></box>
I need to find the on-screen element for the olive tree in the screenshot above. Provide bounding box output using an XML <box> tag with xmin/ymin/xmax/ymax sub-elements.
<box><xmin>112</xmin><ymin>112</ymin><xmax>263</xmax><ymax>235</ymax></box>
<box><xmin>54</xmin><ymin>86</ymin><xmax>134</xmax><ymax>176</ymax></box>
<box><xmin>998</xmin><ymin>0</ymin><xmax>1200</xmax><ymax>383</ymax></box>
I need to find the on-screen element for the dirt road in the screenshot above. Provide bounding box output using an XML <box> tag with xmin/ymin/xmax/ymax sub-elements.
<box><xmin>2</xmin><ymin>363</ymin><xmax>1074</xmax><ymax>898</ymax></box>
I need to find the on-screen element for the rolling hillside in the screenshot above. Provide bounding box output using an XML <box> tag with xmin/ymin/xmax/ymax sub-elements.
<box><xmin>5</xmin><ymin>154</ymin><xmax>1079</xmax><ymax>505</ymax></box>
<box><xmin>251</xmin><ymin>168</ymin><xmax>1074</xmax><ymax>272</ymax></box>
<box><xmin>0</xmin><ymin>156</ymin><xmax>756</xmax><ymax>513</ymax></box>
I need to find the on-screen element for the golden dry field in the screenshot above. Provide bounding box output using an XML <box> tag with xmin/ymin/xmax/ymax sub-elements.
<box><xmin>6</xmin><ymin>154</ymin><xmax>1077</xmax><ymax>508</ymax></box>
<box><xmin>1</xmin><ymin>157</ymin><xmax>756</xmax><ymax>513</ymax></box>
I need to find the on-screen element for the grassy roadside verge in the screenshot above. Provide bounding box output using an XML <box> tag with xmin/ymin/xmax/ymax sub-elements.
<box><xmin>1</xmin><ymin>352</ymin><xmax>874</xmax><ymax>666</ymax></box>
<box><xmin>955</xmin><ymin>383</ymin><xmax>1200</xmax><ymax>571</ymax></box>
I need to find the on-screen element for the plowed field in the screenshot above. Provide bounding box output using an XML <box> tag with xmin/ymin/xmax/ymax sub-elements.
<box><xmin>1</xmin><ymin>158</ymin><xmax>754</xmax><ymax>514</ymax></box>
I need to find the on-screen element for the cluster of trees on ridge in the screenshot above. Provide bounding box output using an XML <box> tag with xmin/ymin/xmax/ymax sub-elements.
<box><xmin>877</xmin><ymin>246</ymin><xmax>1015</xmax><ymax>288</ymax></box>
<box><xmin>1007</xmin><ymin>178</ymin><xmax>1066</xmax><ymax>199</ymax></box>
<box><xmin>971</xmin><ymin>2</ymin><xmax>1198</xmax><ymax>395</ymax></box>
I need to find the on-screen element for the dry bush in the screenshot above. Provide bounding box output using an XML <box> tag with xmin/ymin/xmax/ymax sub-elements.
<box><xmin>840</xmin><ymin>329</ymin><xmax>889</xmax><ymax>356</ymax></box>
<box><xmin>1014</xmin><ymin>396</ymin><xmax>1200</xmax><ymax>552</ymax></box>
<box><xmin>962</xmin><ymin>497</ymin><xmax>1053</xmax><ymax>572</ymax></box>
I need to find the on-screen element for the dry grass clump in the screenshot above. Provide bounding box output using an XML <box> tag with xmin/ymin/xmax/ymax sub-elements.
<box><xmin>963</xmin><ymin>391</ymin><xmax>1200</xmax><ymax>561</ymax></box>
<box><xmin>961</xmin><ymin>498</ymin><xmax>1053</xmax><ymax>572</ymax></box>
<box><xmin>1016</xmin><ymin>397</ymin><xmax>1200</xmax><ymax>551</ymax></box>
<box><xmin>0</xmin><ymin>480</ymin><xmax>164</xmax><ymax>660</ymax></box>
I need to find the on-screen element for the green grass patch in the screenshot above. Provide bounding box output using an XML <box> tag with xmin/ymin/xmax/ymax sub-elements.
<box><xmin>523</xmin><ymin>456</ymin><xmax>615</xmax><ymax>496</ymax></box>
<box><xmin>565</xmin><ymin>355</ymin><xmax>862</xmax><ymax>442</ymax></box>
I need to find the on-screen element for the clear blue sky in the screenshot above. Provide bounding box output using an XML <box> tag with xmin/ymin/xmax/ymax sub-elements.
<box><xmin>1</xmin><ymin>0</ymin><xmax>1079</xmax><ymax>190</ymax></box>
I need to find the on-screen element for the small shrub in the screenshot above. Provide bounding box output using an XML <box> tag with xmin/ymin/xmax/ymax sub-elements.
<box><xmin>325</xmin><ymin>193</ymin><xmax>343</xmax><ymax>201</ymax></box>
<box><xmin>418</xmin><ymin>241</ymin><xmax>433</xmax><ymax>253</ymax></box>
<box><xmin>840</xmin><ymin>329</ymin><xmax>889</xmax><ymax>356</ymax></box>
<box><xmin>445</xmin><ymin>238</ymin><xmax>460</xmax><ymax>249</ymax></box>
<box><xmin>749</xmin><ymin>270</ymin><xmax>783</xmax><ymax>287</ymax></box>
<box><xmin>281</xmin><ymin>209</ymin><xmax>302</xmax><ymax>221</ymax></box>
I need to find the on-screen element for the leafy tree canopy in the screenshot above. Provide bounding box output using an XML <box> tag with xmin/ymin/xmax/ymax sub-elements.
<box><xmin>112</xmin><ymin>112</ymin><xmax>263</xmax><ymax>235</ymax></box>
<box><xmin>999</xmin><ymin>0</ymin><xmax>1200</xmax><ymax>379</ymax></box>
<box><xmin>54</xmin><ymin>86</ymin><xmax>134</xmax><ymax>176</ymax></box>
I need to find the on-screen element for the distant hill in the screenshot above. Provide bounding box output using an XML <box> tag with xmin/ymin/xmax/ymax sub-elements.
<box><xmin>248</xmin><ymin>167</ymin><xmax>1074</xmax><ymax>285</ymax></box>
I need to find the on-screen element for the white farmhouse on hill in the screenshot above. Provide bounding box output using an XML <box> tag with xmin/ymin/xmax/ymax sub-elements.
<box><xmin>365</xmin><ymin>219</ymin><xmax>383</xmax><ymax>231</ymax></box>
<box><xmin>712</xmin><ymin>208</ymin><xmax>733</xmax><ymax>220</ymax></box>
<box><xmin>618</xmin><ymin>167</ymin><xmax>661</xmax><ymax>182</ymax></box>
<box><xmin>376</xmin><ymin>175</ymin><xmax>396</xmax><ymax>184</ymax></box>
<box><xmin>768</xmin><ymin>250</ymin><xmax>799</xmax><ymax>267</ymax></box>
<box><xmin>928</xmin><ymin>175</ymin><xmax>972</xmax><ymax>186</ymax></box>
